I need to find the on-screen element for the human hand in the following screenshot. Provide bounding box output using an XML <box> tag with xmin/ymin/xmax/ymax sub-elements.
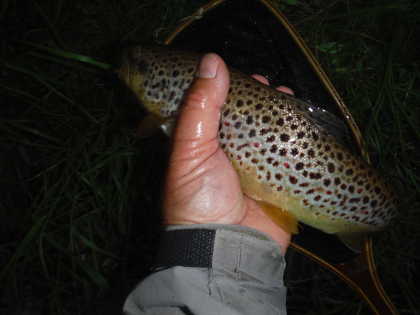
<box><xmin>163</xmin><ymin>53</ymin><xmax>292</xmax><ymax>253</ymax></box>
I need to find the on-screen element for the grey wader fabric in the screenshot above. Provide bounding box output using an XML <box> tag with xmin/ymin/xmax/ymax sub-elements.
<box><xmin>124</xmin><ymin>224</ymin><xmax>287</xmax><ymax>315</ymax></box>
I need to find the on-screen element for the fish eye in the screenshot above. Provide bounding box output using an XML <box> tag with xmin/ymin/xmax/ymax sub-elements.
<box><xmin>136</xmin><ymin>59</ymin><xmax>148</xmax><ymax>74</ymax></box>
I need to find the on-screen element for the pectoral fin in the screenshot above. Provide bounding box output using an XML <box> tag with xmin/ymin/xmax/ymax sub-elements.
<box><xmin>136</xmin><ymin>115</ymin><xmax>175</xmax><ymax>138</ymax></box>
<box><xmin>256</xmin><ymin>200</ymin><xmax>299</xmax><ymax>234</ymax></box>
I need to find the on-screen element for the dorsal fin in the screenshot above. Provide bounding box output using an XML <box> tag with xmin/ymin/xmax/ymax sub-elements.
<box><xmin>289</xmin><ymin>94</ymin><xmax>353</xmax><ymax>148</ymax></box>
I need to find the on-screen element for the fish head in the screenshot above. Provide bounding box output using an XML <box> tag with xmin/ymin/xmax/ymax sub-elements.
<box><xmin>117</xmin><ymin>46</ymin><xmax>199</xmax><ymax>118</ymax></box>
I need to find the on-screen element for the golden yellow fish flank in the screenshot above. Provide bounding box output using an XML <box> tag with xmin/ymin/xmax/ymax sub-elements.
<box><xmin>117</xmin><ymin>45</ymin><xmax>397</xmax><ymax>239</ymax></box>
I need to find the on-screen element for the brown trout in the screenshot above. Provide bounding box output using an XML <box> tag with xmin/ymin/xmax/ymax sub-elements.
<box><xmin>117</xmin><ymin>45</ymin><xmax>396</xmax><ymax>241</ymax></box>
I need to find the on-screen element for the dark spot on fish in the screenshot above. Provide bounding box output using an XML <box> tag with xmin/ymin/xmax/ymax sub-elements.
<box><xmin>291</xmin><ymin>124</ymin><xmax>298</xmax><ymax>130</ymax></box>
<box><xmin>302</xmin><ymin>171</ymin><xmax>308</xmax><ymax>177</ymax></box>
<box><xmin>327</xmin><ymin>163</ymin><xmax>335</xmax><ymax>173</ymax></box>
<box><xmin>249</xmin><ymin>129</ymin><xmax>256</xmax><ymax>137</ymax></box>
<box><xmin>236</xmin><ymin>100</ymin><xmax>244</xmax><ymax>107</ymax></box>
<box><xmin>337</xmin><ymin>152</ymin><xmax>343</xmax><ymax>161</ymax></box>
<box><xmin>371</xmin><ymin>200</ymin><xmax>378</xmax><ymax>207</ymax></box>
<box><xmin>297</xmin><ymin>131</ymin><xmax>305</xmax><ymax>139</ymax></box>
<box><xmin>251</xmin><ymin>158</ymin><xmax>258</xmax><ymax>164</ymax></box>
<box><xmin>289</xmin><ymin>176</ymin><xmax>298</xmax><ymax>184</ymax></box>
<box><xmin>262</xmin><ymin>116</ymin><xmax>271</xmax><ymax>123</ymax></box>
<box><xmin>308</xmin><ymin>149</ymin><xmax>315</xmax><ymax>158</ymax></box>
<box><xmin>232</xmin><ymin>114</ymin><xmax>238</xmax><ymax>120</ymax></box>
<box><xmin>266</xmin><ymin>135</ymin><xmax>275</xmax><ymax>142</ymax></box>
<box><xmin>234</xmin><ymin>122</ymin><xmax>241</xmax><ymax>129</ymax></box>
<box><xmin>295</xmin><ymin>162</ymin><xmax>304</xmax><ymax>171</ymax></box>
<box><xmin>270</xmin><ymin>144</ymin><xmax>278</xmax><ymax>153</ymax></box>
<box><xmin>348</xmin><ymin>185</ymin><xmax>355</xmax><ymax>193</ymax></box>
<box><xmin>260</xmin><ymin>128</ymin><xmax>269</xmax><ymax>136</ymax></box>
<box><xmin>168</xmin><ymin>91</ymin><xmax>176</xmax><ymax>101</ymax></box>
<box><xmin>276</xmin><ymin>118</ymin><xmax>284</xmax><ymax>126</ymax></box>
<box><xmin>312</xmin><ymin>132</ymin><xmax>319</xmax><ymax>141</ymax></box>
<box><xmin>279</xmin><ymin>148</ymin><xmax>287</xmax><ymax>156</ymax></box>
<box><xmin>291</xmin><ymin>148</ymin><xmax>299</xmax><ymax>156</ymax></box>
<box><xmin>275</xmin><ymin>173</ymin><xmax>282</xmax><ymax>180</ymax></box>
<box><xmin>246</xmin><ymin>116</ymin><xmax>253</xmax><ymax>125</ymax></box>
<box><xmin>309</xmin><ymin>172</ymin><xmax>322</xmax><ymax>180</ymax></box>
<box><xmin>302</xmin><ymin>142</ymin><xmax>308</xmax><ymax>149</ymax></box>
<box><xmin>324</xmin><ymin>179</ymin><xmax>331</xmax><ymax>186</ymax></box>
<box><xmin>280</xmin><ymin>134</ymin><xmax>290</xmax><ymax>142</ymax></box>
<box><xmin>255</xmin><ymin>103</ymin><xmax>263</xmax><ymax>110</ymax></box>
<box><xmin>346</xmin><ymin>169</ymin><xmax>354</xmax><ymax>176</ymax></box>
<box><xmin>314</xmin><ymin>195</ymin><xmax>321</xmax><ymax>201</ymax></box>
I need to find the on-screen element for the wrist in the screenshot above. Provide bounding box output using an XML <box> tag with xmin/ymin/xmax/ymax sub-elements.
<box><xmin>155</xmin><ymin>224</ymin><xmax>286</xmax><ymax>270</ymax></box>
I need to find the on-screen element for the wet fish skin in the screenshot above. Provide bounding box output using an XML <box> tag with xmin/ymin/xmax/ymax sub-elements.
<box><xmin>117</xmin><ymin>45</ymin><xmax>396</xmax><ymax>236</ymax></box>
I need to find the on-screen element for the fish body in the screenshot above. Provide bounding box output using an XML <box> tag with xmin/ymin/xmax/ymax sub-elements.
<box><xmin>118</xmin><ymin>46</ymin><xmax>396</xmax><ymax>237</ymax></box>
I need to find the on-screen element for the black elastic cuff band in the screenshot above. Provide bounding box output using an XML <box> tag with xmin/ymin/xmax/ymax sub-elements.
<box><xmin>155</xmin><ymin>229</ymin><xmax>215</xmax><ymax>269</ymax></box>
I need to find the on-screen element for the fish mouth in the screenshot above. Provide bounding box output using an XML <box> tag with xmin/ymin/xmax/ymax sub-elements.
<box><xmin>115</xmin><ymin>50</ymin><xmax>132</xmax><ymax>85</ymax></box>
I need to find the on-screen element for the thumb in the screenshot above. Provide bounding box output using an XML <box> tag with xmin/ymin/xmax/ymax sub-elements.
<box><xmin>170</xmin><ymin>53</ymin><xmax>229</xmax><ymax>164</ymax></box>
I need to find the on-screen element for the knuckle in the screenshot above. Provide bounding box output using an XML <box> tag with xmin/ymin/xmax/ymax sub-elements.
<box><xmin>184</xmin><ymin>89</ymin><xmax>208</xmax><ymax>109</ymax></box>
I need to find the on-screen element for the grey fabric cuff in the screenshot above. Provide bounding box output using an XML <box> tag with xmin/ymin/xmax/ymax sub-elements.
<box><xmin>164</xmin><ymin>224</ymin><xmax>286</xmax><ymax>286</ymax></box>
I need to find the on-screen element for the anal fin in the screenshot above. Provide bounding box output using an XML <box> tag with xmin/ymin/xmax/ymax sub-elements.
<box><xmin>256</xmin><ymin>201</ymin><xmax>299</xmax><ymax>234</ymax></box>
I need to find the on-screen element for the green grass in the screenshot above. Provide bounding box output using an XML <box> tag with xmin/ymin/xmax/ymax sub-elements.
<box><xmin>1</xmin><ymin>0</ymin><xmax>419</xmax><ymax>314</ymax></box>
